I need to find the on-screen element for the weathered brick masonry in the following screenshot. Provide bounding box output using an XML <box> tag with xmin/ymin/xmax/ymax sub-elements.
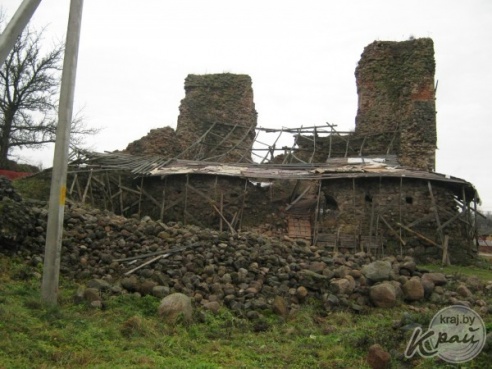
<box><xmin>355</xmin><ymin>38</ymin><xmax>436</xmax><ymax>171</ymax></box>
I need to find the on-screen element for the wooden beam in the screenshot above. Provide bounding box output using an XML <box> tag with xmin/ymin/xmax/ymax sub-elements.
<box><xmin>397</xmin><ymin>222</ymin><xmax>442</xmax><ymax>249</ymax></box>
<box><xmin>286</xmin><ymin>184</ymin><xmax>312</xmax><ymax>211</ymax></box>
<box><xmin>405</xmin><ymin>213</ymin><xmax>434</xmax><ymax>228</ymax></box>
<box><xmin>185</xmin><ymin>183</ymin><xmax>236</xmax><ymax>234</ymax></box>
<box><xmin>441</xmin><ymin>235</ymin><xmax>450</xmax><ymax>266</ymax></box>
<box><xmin>106</xmin><ymin>172</ymin><xmax>114</xmax><ymax>212</ymax></box>
<box><xmin>312</xmin><ymin>180</ymin><xmax>322</xmax><ymax>246</ymax></box>
<box><xmin>137</xmin><ymin>185</ymin><xmax>161</xmax><ymax>208</ymax></box>
<box><xmin>124</xmin><ymin>254</ymin><xmax>169</xmax><ymax>276</ymax></box>
<box><xmin>437</xmin><ymin>211</ymin><xmax>462</xmax><ymax>232</ymax></box>
<box><xmin>212</xmin><ymin>202</ymin><xmax>236</xmax><ymax>235</ymax></box>
<box><xmin>122</xmin><ymin>199</ymin><xmax>140</xmax><ymax>214</ymax></box>
<box><xmin>428</xmin><ymin>181</ymin><xmax>443</xmax><ymax>242</ymax></box>
<box><xmin>81</xmin><ymin>169</ymin><xmax>93</xmax><ymax>204</ymax></box>
<box><xmin>119</xmin><ymin>185</ymin><xmax>141</xmax><ymax>196</ymax></box>
<box><xmin>137</xmin><ymin>177</ymin><xmax>144</xmax><ymax>217</ymax></box>
<box><xmin>160</xmin><ymin>177</ymin><xmax>167</xmax><ymax>221</ymax></box>
<box><xmin>118</xmin><ymin>175</ymin><xmax>124</xmax><ymax>215</ymax></box>
<box><xmin>161</xmin><ymin>197</ymin><xmax>184</xmax><ymax>213</ymax></box>
<box><xmin>399</xmin><ymin>177</ymin><xmax>403</xmax><ymax>255</ymax></box>
<box><xmin>381</xmin><ymin>215</ymin><xmax>407</xmax><ymax>246</ymax></box>
<box><xmin>184</xmin><ymin>175</ymin><xmax>189</xmax><ymax>224</ymax></box>
<box><xmin>238</xmin><ymin>179</ymin><xmax>248</xmax><ymax>232</ymax></box>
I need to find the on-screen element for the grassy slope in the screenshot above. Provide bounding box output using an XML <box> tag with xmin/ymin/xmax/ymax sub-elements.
<box><xmin>1</xmin><ymin>256</ymin><xmax>491</xmax><ymax>369</ymax></box>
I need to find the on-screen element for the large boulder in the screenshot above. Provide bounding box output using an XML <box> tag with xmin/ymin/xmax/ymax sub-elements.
<box><xmin>369</xmin><ymin>282</ymin><xmax>399</xmax><ymax>308</ymax></box>
<box><xmin>402</xmin><ymin>277</ymin><xmax>424</xmax><ymax>301</ymax></box>
<box><xmin>158</xmin><ymin>293</ymin><xmax>193</xmax><ymax>324</ymax></box>
<box><xmin>421</xmin><ymin>272</ymin><xmax>447</xmax><ymax>286</ymax></box>
<box><xmin>330</xmin><ymin>278</ymin><xmax>354</xmax><ymax>295</ymax></box>
<box><xmin>362</xmin><ymin>261</ymin><xmax>392</xmax><ymax>283</ymax></box>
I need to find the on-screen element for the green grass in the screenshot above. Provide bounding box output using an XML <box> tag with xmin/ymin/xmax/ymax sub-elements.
<box><xmin>420</xmin><ymin>261</ymin><xmax>492</xmax><ymax>283</ymax></box>
<box><xmin>1</xmin><ymin>255</ymin><xmax>492</xmax><ymax>369</ymax></box>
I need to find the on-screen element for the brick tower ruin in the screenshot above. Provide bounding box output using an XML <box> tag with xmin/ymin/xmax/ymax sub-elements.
<box><xmin>175</xmin><ymin>73</ymin><xmax>258</xmax><ymax>162</ymax></box>
<box><xmin>354</xmin><ymin>38</ymin><xmax>437</xmax><ymax>171</ymax></box>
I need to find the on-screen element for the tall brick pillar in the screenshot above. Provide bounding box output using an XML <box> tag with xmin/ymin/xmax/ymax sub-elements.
<box><xmin>355</xmin><ymin>38</ymin><xmax>437</xmax><ymax>171</ymax></box>
<box><xmin>176</xmin><ymin>73</ymin><xmax>257</xmax><ymax>162</ymax></box>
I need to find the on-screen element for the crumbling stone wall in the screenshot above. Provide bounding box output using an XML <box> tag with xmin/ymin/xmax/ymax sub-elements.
<box><xmin>176</xmin><ymin>74</ymin><xmax>258</xmax><ymax>162</ymax></box>
<box><xmin>319</xmin><ymin>177</ymin><xmax>470</xmax><ymax>263</ymax></box>
<box><xmin>355</xmin><ymin>38</ymin><xmax>436</xmax><ymax>170</ymax></box>
<box><xmin>124</xmin><ymin>127</ymin><xmax>182</xmax><ymax>157</ymax></box>
<box><xmin>122</xmin><ymin>74</ymin><xmax>258</xmax><ymax>163</ymax></box>
<box><xmin>140</xmin><ymin>175</ymin><xmax>291</xmax><ymax>233</ymax></box>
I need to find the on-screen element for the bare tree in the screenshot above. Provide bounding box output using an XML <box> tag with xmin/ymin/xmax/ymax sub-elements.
<box><xmin>0</xmin><ymin>21</ymin><xmax>97</xmax><ymax>169</ymax></box>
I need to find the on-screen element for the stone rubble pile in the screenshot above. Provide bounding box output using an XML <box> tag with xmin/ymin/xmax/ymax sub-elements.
<box><xmin>2</xmin><ymin>176</ymin><xmax>491</xmax><ymax>317</ymax></box>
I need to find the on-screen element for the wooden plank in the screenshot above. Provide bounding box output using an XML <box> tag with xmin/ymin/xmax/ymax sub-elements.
<box><xmin>137</xmin><ymin>185</ymin><xmax>161</xmax><ymax>208</ymax></box>
<box><xmin>110</xmin><ymin>189</ymin><xmax>122</xmax><ymax>200</ymax></box>
<box><xmin>397</xmin><ymin>222</ymin><xmax>442</xmax><ymax>249</ymax></box>
<box><xmin>338</xmin><ymin>234</ymin><xmax>357</xmax><ymax>249</ymax></box>
<box><xmin>312</xmin><ymin>180</ymin><xmax>322</xmax><ymax>245</ymax></box>
<box><xmin>286</xmin><ymin>184</ymin><xmax>312</xmax><ymax>211</ymax></box>
<box><xmin>405</xmin><ymin>213</ymin><xmax>434</xmax><ymax>228</ymax></box>
<box><xmin>380</xmin><ymin>215</ymin><xmax>407</xmax><ymax>246</ymax></box>
<box><xmin>69</xmin><ymin>173</ymin><xmax>78</xmax><ymax>196</ymax></box>
<box><xmin>437</xmin><ymin>211</ymin><xmax>462</xmax><ymax>232</ymax></box>
<box><xmin>161</xmin><ymin>197</ymin><xmax>184</xmax><ymax>213</ymax></box>
<box><xmin>118</xmin><ymin>175</ymin><xmax>124</xmax><ymax>215</ymax></box>
<box><xmin>212</xmin><ymin>202</ymin><xmax>236</xmax><ymax>235</ymax></box>
<box><xmin>122</xmin><ymin>199</ymin><xmax>140</xmax><ymax>214</ymax></box>
<box><xmin>82</xmin><ymin>170</ymin><xmax>93</xmax><ymax>204</ymax></box>
<box><xmin>124</xmin><ymin>254</ymin><xmax>168</xmax><ymax>276</ymax></box>
<box><xmin>119</xmin><ymin>185</ymin><xmax>141</xmax><ymax>196</ymax></box>
<box><xmin>106</xmin><ymin>172</ymin><xmax>114</xmax><ymax>212</ymax></box>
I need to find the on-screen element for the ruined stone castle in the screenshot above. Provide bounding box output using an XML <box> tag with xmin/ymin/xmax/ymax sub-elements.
<box><xmin>30</xmin><ymin>38</ymin><xmax>477</xmax><ymax>264</ymax></box>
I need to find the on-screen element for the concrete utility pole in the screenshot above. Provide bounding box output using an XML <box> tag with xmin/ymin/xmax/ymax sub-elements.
<box><xmin>0</xmin><ymin>0</ymin><xmax>43</xmax><ymax>65</ymax></box>
<box><xmin>41</xmin><ymin>0</ymin><xmax>84</xmax><ymax>305</ymax></box>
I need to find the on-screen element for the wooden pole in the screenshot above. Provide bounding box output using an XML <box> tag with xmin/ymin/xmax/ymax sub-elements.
<box><xmin>441</xmin><ymin>235</ymin><xmax>450</xmax><ymax>266</ymax></box>
<box><xmin>381</xmin><ymin>215</ymin><xmax>407</xmax><ymax>246</ymax></box>
<box><xmin>219</xmin><ymin>192</ymin><xmax>224</xmax><ymax>232</ymax></box>
<box><xmin>0</xmin><ymin>0</ymin><xmax>42</xmax><ymax>65</ymax></box>
<box><xmin>399</xmin><ymin>177</ymin><xmax>403</xmax><ymax>256</ymax></box>
<box><xmin>368</xmin><ymin>199</ymin><xmax>375</xmax><ymax>253</ymax></box>
<box><xmin>137</xmin><ymin>177</ymin><xmax>144</xmax><ymax>218</ymax></box>
<box><xmin>313</xmin><ymin>180</ymin><xmax>322</xmax><ymax>245</ymax></box>
<box><xmin>184</xmin><ymin>175</ymin><xmax>189</xmax><ymax>225</ymax></box>
<box><xmin>160</xmin><ymin>177</ymin><xmax>167</xmax><ymax>221</ymax></box>
<box><xmin>473</xmin><ymin>193</ymin><xmax>478</xmax><ymax>250</ymax></box>
<box><xmin>118</xmin><ymin>175</ymin><xmax>124</xmax><ymax>215</ymax></box>
<box><xmin>428</xmin><ymin>181</ymin><xmax>443</xmax><ymax>243</ymax></box>
<box><xmin>81</xmin><ymin>169</ymin><xmax>92</xmax><ymax>204</ymax></box>
<box><xmin>42</xmin><ymin>0</ymin><xmax>84</xmax><ymax>306</ymax></box>
<box><xmin>106</xmin><ymin>172</ymin><xmax>114</xmax><ymax>212</ymax></box>
<box><xmin>238</xmin><ymin>179</ymin><xmax>248</xmax><ymax>232</ymax></box>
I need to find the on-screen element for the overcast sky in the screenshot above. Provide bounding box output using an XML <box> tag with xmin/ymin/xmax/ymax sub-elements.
<box><xmin>3</xmin><ymin>0</ymin><xmax>492</xmax><ymax>211</ymax></box>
